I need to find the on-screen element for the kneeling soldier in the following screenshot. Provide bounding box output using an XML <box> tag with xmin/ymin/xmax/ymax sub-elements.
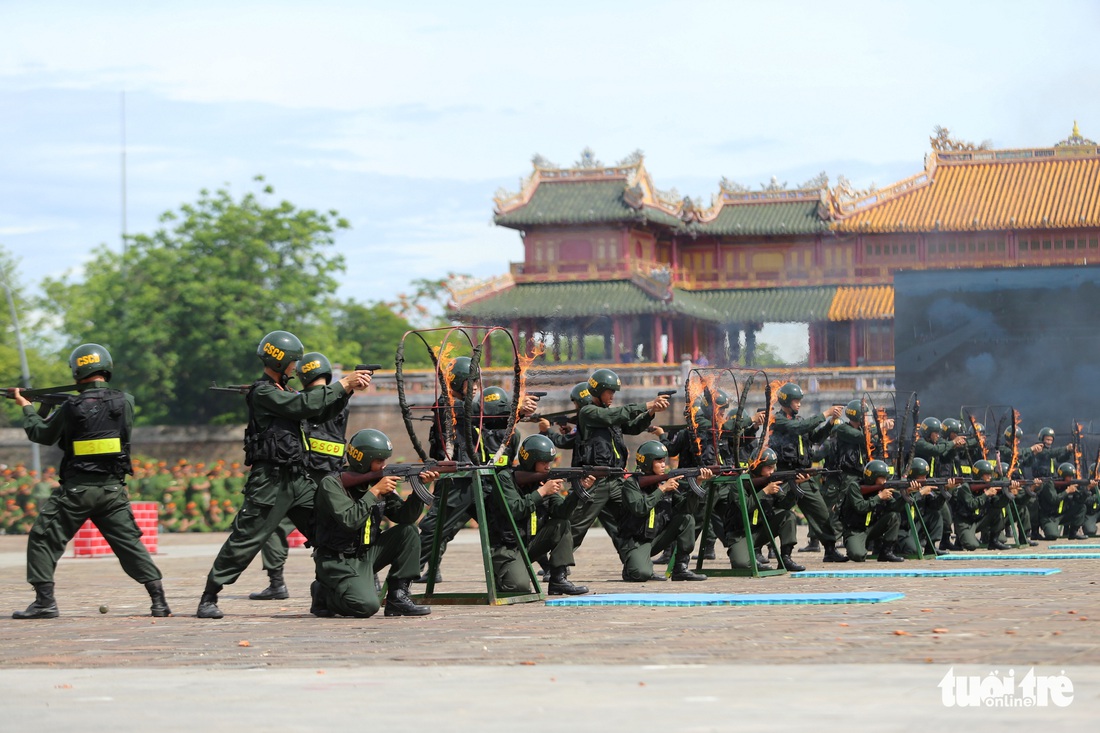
<box><xmin>725</xmin><ymin>448</ymin><xmax>805</xmax><ymax>572</ymax></box>
<box><xmin>951</xmin><ymin>459</ymin><xmax>1004</xmax><ymax>551</ymax></box>
<box><xmin>311</xmin><ymin>429</ymin><xmax>433</xmax><ymax>618</ymax></box>
<box><xmin>491</xmin><ymin>434</ymin><xmax>589</xmax><ymax>595</ymax></box>
<box><xmin>618</xmin><ymin>441</ymin><xmax>709</xmax><ymax>582</ymax></box>
<box><xmin>843</xmin><ymin>460</ymin><xmax>904</xmax><ymax>562</ymax></box>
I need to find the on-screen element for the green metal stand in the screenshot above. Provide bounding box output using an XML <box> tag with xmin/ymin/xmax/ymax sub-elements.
<box><xmin>415</xmin><ymin>467</ymin><xmax>544</xmax><ymax>605</ymax></box>
<box><xmin>695</xmin><ymin>474</ymin><xmax>786</xmax><ymax>578</ymax></box>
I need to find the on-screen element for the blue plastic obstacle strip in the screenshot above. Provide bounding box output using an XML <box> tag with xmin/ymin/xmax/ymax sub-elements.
<box><xmin>792</xmin><ymin>567</ymin><xmax>1061</xmax><ymax>578</ymax></box>
<box><xmin>937</xmin><ymin>553</ymin><xmax>1100</xmax><ymax>560</ymax></box>
<box><xmin>1048</xmin><ymin>544</ymin><xmax>1100</xmax><ymax>549</ymax></box>
<box><xmin>545</xmin><ymin>591</ymin><xmax>904</xmax><ymax>607</ymax></box>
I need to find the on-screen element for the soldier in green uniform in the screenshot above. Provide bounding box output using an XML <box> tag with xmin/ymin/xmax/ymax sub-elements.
<box><xmin>617</xmin><ymin>440</ymin><xmax>709</xmax><ymax>581</ymax></box>
<box><xmin>196</xmin><ymin>331</ymin><xmax>371</xmax><ymax>619</ymax></box>
<box><xmin>914</xmin><ymin>417</ymin><xmax>967</xmax><ymax>550</ymax></box>
<box><xmin>768</xmin><ymin>382</ymin><xmax>848</xmax><ymax>562</ymax></box>
<box><xmin>1029</xmin><ymin>428</ymin><xmax>1074</xmax><ymax>540</ymax></box>
<box><xmin>490</xmin><ymin>434</ymin><xmax>590</xmax><ymax>595</ymax></box>
<box><xmin>571</xmin><ymin>369</ymin><xmax>668</xmax><ymax>559</ymax></box>
<box><xmin>840</xmin><ymin>460</ymin><xmax>905</xmax><ymax>562</ymax></box>
<box><xmin>894</xmin><ymin>457</ymin><xmax>951</xmax><ymax>556</ymax></box>
<box><xmin>950</xmin><ymin>460</ymin><xmax>1007</xmax><ymax>550</ymax></box>
<box><xmin>311</xmin><ymin>429</ymin><xmax>431</xmax><ymax>618</ymax></box>
<box><xmin>249</xmin><ymin>352</ymin><xmax>350</xmax><ymax>601</ymax></box>
<box><xmin>724</xmin><ymin>448</ymin><xmax>805</xmax><ymax>571</ymax></box>
<box><xmin>11</xmin><ymin>343</ymin><xmax>171</xmax><ymax>619</ymax></box>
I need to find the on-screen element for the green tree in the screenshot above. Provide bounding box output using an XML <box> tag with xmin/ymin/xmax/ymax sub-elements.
<box><xmin>326</xmin><ymin>299</ymin><xmax>434</xmax><ymax>370</ymax></box>
<box><xmin>41</xmin><ymin>178</ymin><xmax>350</xmax><ymax>425</ymax></box>
<box><xmin>0</xmin><ymin>247</ymin><xmax>70</xmax><ymax>427</ymax></box>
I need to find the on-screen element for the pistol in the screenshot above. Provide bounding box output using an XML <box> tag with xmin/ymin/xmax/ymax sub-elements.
<box><xmin>526</xmin><ymin>391</ymin><xmax>547</xmax><ymax>398</ymax></box>
<box><xmin>356</xmin><ymin>364</ymin><xmax>383</xmax><ymax>373</ymax></box>
<box><xmin>657</xmin><ymin>389</ymin><xmax>677</xmax><ymax>398</ymax></box>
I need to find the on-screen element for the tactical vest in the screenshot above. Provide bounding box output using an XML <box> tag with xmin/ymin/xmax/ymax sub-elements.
<box><xmin>769</xmin><ymin>424</ymin><xmax>810</xmax><ymax>470</ymax></box>
<box><xmin>303</xmin><ymin>404</ymin><xmax>348</xmax><ymax>474</ymax></box>
<box><xmin>243</xmin><ymin>381</ymin><xmax>304</xmax><ymax>466</ymax></box>
<box><xmin>313</xmin><ymin>485</ymin><xmax>386</xmax><ymax>554</ymax></box>
<box><xmin>825</xmin><ymin>428</ymin><xmax>866</xmax><ymax>475</ymax></box>
<box><xmin>618</xmin><ymin>482</ymin><xmax>670</xmax><ymax>542</ymax></box>
<box><xmin>576</xmin><ymin>422</ymin><xmax>629</xmax><ymax>469</ymax></box>
<box><xmin>60</xmin><ymin>388</ymin><xmax>132</xmax><ymax>480</ymax></box>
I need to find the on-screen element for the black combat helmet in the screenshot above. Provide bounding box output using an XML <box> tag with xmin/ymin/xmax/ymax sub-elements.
<box><xmin>907</xmin><ymin>457</ymin><xmax>930</xmax><ymax>479</ymax></box>
<box><xmin>941</xmin><ymin>418</ymin><xmax>964</xmax><ymax>436</ymax></box>
<box><xmin>69</xmin><ymin>343</ymin><xmax>113</xmax><ymax>381</ymax></box>
<box><xmin>776</xmin><ymin>383</ymin><xmax>804</xmax><ymax>408</ymax></box>
<box><xmin>587</xmin><ymin>368</ymin><xmax>621</xmax><ymax>396</ymax></box>
<box><xmin>756</xmin><ymin>447</ymin><xmax>778</xmax><ymax>467</ymax></box>
<box><xmin>570</xmin><ymin>382</ymin><xmax>594</xmax><ymax>409</ymax></box>
<box><xmin>863</xmin><ymin>460</ymin><xmax>891</xmax><ymax>481</ymax></box>
<box><xmin>920</xmin><ymin>417</ymin><xmax>942</xmax><ymax>439</ymax></box>
<box><xmin>447</xmin><ymin>356</ymin><xmax>474</xmax><ymax>394</ymax></box>
<box><xmin>844</xmin><ymin>399</ymin><xmax>867</xmax><ymax>422</ymax></box>
<box><xmin>973</xmin><ymin>459</ymin><xmax>996</xmax><ymax>478</ymax></box>
<box><xmin>346</xmin><ymin>429</ymin><xmax>393</xmax><ymax>472</ymax></box>
<box><xmin>1038</xmin><ymin>427</ymin><xmax>1056</xmax><ymax>440</ymax></box>
<box><xmin>1057</xmin><ymin>462</ymin><xmax>1077</xmax><ymax>479</ymax></box>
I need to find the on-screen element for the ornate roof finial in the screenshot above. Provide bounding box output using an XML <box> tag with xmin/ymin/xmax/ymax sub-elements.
<box><xmin>1056</xmin><ymin>121</ymin><xmax>1096</xmax><ymax>147</ymax></box>
<box><xmin>574</xmin><ymin>147</ymin><xmax>603</xmax><ymax>169</ymax></box>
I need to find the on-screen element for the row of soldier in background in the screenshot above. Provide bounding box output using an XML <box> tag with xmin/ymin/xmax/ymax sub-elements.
<box><xmin>556</xmin><ymin>382</ymin><xmax>1100</xmax><ymax>569</ymax></box>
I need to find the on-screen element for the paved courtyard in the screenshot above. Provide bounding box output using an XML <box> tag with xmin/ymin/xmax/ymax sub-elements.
<box><xmin>1</xmin><ymin>527</ymin><xmax>1096</xmax><ymax>729</ymax></box>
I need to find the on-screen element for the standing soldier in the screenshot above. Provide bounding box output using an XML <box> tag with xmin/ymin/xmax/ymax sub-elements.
<box><xmin>11</xmin><ymin>344</ymin><xmax>171</xmax><ymax>619</ymax></box>
<box><xmin>196</xmin><ymin>331</ymin><xmax>370</xmax><ymax>619</ymax></box>
<box><xmin>768</xmin><ymin>383</ymin><xmax>848</xmax><ymax>563</ymax></box>
<box><xmin>249</xmin><ymin>352</ymin><xmax>350</xmax><ymax>601</ymax></box>
<box><xmin>571</xmin><ymin>369</ymin><xmax>668</xmax><ymax>557</ymax></box>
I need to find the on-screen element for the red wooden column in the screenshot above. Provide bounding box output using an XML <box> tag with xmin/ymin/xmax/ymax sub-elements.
<box><xmin>849</xmin><ymin>321</ymin><xmax>858</xmax><ymax>367</ymax></box>
<box><xmin>612</xmin><ymin>318</ymin><xmax>623</xmax><ymax>363</ymax></box>
<box><xmin>653</xmin><ymin>316</ymin><xmax>663</xmax><ymax>363</ymax></box>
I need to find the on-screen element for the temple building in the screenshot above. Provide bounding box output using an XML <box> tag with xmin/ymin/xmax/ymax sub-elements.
<box><xmin>452</xmin><ymin>125</ymin><xmax>1100</xmax><ymax>367</ymax></box>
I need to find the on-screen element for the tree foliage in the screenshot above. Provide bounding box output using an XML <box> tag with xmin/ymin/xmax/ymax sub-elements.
<box><xmin>41</xmin><ymin>178</ymin><xmax>355</xmax><ymax>425</ymax></box>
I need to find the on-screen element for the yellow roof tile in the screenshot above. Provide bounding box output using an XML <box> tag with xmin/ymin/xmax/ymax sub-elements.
<box><xmin>828</xmin><ymin>286</ymin><xmax>893</xmax><ymax>321</ymax></box>
<box><xmin>837</xmin><ymin>155</ymin><xmax>1100</xmax><ymax>232</ymax></box>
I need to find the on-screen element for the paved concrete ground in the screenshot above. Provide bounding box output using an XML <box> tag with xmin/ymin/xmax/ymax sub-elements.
<box><xmin>1</xmin><ymin>527</ymin><xmax>1097</xmax><ymax>728</ymax></box>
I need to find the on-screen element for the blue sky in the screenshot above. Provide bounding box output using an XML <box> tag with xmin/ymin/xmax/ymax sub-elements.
<box><xmin>2</xmin><ymin>1</ymin><xmax>1099</xmax><ymax>356</ymax></box>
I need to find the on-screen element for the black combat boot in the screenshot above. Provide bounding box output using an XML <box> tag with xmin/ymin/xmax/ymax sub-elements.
<box><xmin>987</xmin><ymin>539</ymin><xmax>1011</xmax><ymax>550</ymax></box>
<box><xmin>670</xmin><ymin>561</ymin><xmax>707</xmax><ymax>581</ymax></box>
<box><xmin>823</xmin><ymin>545</ymin><xmax>849</xmax><ymax>563</ymax></box>
<box><xmin>877</xmin><ymin>549</ymin><xmax>905</xmax><ymax>563</ymax></box>
<box><xmin>547</xmin><ymin>567</ymin><xmax>588</xmax><ymax>595</ymax></box>
<box><xmin>309</xmin><ymin>580</ymin><xmax>333</xmax><ymax>617</ymax></box>
<box><xmin>195</xmin><ymin>579</ymin><xmax>224</xmax><ymax>619</ymax></box>
<box><xmin>653</xmin><ymin>547</ymin><xmax>673</xmax><ymax>564</ymax></box>
<box><xmin>249</xmin><ymin>568</ymin><xmax>289</xmax><ymax>600</ymax></box>
<box><xmin>754</xmin><ymin>551</ymin><xmax>771</xmax><ymax>567</ymax></box>
<box><xmin>924</xmin><ymin>543</ymin><xmax>948</xmax><ymax>556</ymax></box>
<box><xmin>779</xmin><ymin>544</ymin><xmax>805</xmax><ymax>572</ymax></box>
<box><xmin>12</xmin><ymin>582</ymin><xmax>59</xmax><ymax>620</ymax></box>
<box><xmin>145</xmin><ymin>580</ymin><xmax>172</xmax><ymax>617</ymax></box>
<box><xmin>797</xmin><ymin>537</ymin><xmax>821</xmax><ymax>553</ymax></box>
<box><xmin>938</xmin><ymin>534</ymin><xmax>953</xmax><ymax>552</ymax></box>
<box><xmin>384</xmin><ymin>579</ymin><xmax>431</xmax><ymax>617</ymax></box>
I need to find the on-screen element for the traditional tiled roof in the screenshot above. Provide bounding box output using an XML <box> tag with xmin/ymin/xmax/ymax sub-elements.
<box><xmin>494</xmin><ymin>180</ymin><xmax>682</xmax><ymax>228</ymax></box>
<box><xmin>454</xmin><ymin>281</ymin><xmax>724</xmax><ymax>323</ymax></box>
<box><xmin>836</xmin><ymin>128</ymin><xmax>1100</xmax><ymax>233</ymax></box>
<box><xmin>693</xmin><ymin>287</ymin><xmax>838</xmax><ymax>323</ymax></box>
<box><xmin>687</xmin><ymin>201</ymin><xmax>830</xmax><ymax>236</ymax></box>
<box><xmin>828</xmin><ymin>286</ymin><xmax>893</xmax><ymax>320</ymax></box>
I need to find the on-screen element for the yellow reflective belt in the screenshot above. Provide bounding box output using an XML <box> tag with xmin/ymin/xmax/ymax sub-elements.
<box><xmin>648</xmin><ymin>508</ymin><xmax>655</xmax><ymax>529</ymax></box>
<box><xmin>752</xmin><ymin>509</ymin><xmax>759</xmax><ymax>526</ymax></box>
<box><xmin>530</xmin><ymin>512</ymin><xmax>538</xmax><ymax>536</ymax></box>
<box><xmin>308</xmin><ymin>438</ymin><xmax>345</xmax><ymax>457</ymax></box>
<box><xmin>72</xmin><ymin>438</ymin><xmax>121</xmax><ymax>456</ymax></box>
<box><xmin>363</xmin><ymin>517</ymin><xmax>372</xmax><ymax>545</ymax></box>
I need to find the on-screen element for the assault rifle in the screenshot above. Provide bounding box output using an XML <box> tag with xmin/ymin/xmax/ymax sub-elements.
<box><xmin>513</xmin><ymin>466</ymin><xmax>624</xmax><ymax>502</ymax></box>
<box><xmin>341</xmin><ymin>459</ymin><xmax>479</xmax><ymax>506</ymax></box>
<box><xmin>750</xmin><ymin>468</ymin><xmax>838</xmax><ymax>489</ymax></box>
<box><xmin>3</xmin><ymin>384</ymin><xmax>79</xmax><ymax>417</ymax></box>
<box><xmin>634</xmin><ymin>465</ymin><xmax>741</xmax><ymax>499</ymax></box>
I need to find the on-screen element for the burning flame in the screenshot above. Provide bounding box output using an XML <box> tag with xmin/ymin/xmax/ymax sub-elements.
<box><xmin>750</xmin><ymin>379</ymin><xmax>785</xmax><ymax>469</ymax></box>
<box><xmin>876</xmin><ymin>407</ymin><xmax>893</xmax><ymax>460</ymax></box>
<box><xmin>1008</xmin><ymin>409</ymin><xmax>1021</xmax><ymax>477</ymax></box>
<box><xmin>861</xmin><ymin>397</ymin><xmax>874</xmax><ymax>462</ymax></box>
<box><xmin>515</xmin><ymin>341</ymin><xmax>546</xmax><ymax>423</ymax></box>
<box><xmin>1074</xmin><ymin>422</ymin><xmax>1084</xmax><ymax>475</ymax></box>
<box><xmin>971</xmin><ymin>417</ymin><xmax>987</xmax><ymax>461</ymax></box>
<box><xmin>685</xmin><ymin>374</ymin><xmax>713</xmax><ymax>459</ymax></box>
<box><xmin>433</xmin><ymin>341</ymin><xmax>461</xmax><ymax>458</ymax></box>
